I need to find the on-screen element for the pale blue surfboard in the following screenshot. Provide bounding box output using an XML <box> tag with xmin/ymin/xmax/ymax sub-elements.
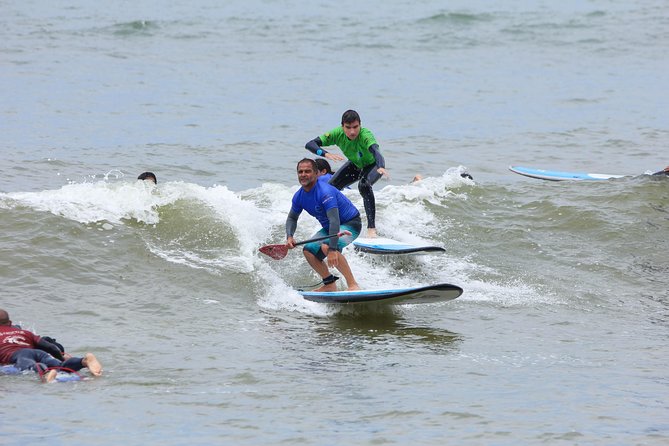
<box><xmin>0</xmin><ymin>365</ymin><xmax>82</xmax><ymax>382</ymax></box>
<box><xmin>352</xmin><ymin>237</ymin><xmax>445</xmax><ymax>255</ymax></box>
<box><xmin>509</xmin><ymin>165</ymin><xmax>627</xmax><ymax>181</ymax></box>
<box><xmin>299</xmin><ymin>283</ymin><xmax>463</xmax><ymax>305</ymax></box>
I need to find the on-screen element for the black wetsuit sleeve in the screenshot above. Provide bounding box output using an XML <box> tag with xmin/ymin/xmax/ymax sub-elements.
<box><xmin>286</xmin><ymin>209</ymin><xmax>300</xmax><ymax>238</ymax></box>
<box><xmin>369</xmin><ymin>144</ymin><xmax>385</xmax><ymax>169</ymax></box>
<box><xmin>326</xmin><ymin>207</ymin><xmax>341</xmax><ymax>251</ymax></box>
<box><xmin>36</xmin><ymin>338</ymin><xmax>64</xmax><ymax>361</ymax></box>
<box><xmin>306</xmin><ymin>137</ymin><xmax>327</xmax><ymax>156</ymax></box>
<box><xmin>41</xmin><ymin>336</ymin><xmax>64</xmax><ymax>352</ymax></box>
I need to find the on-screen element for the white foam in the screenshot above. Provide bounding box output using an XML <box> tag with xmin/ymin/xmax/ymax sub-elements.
<box><xmin>5</xmin><ymin>180</ymin><xmax>165</xmax><ymax>224</ymax></box>
<box><xmin>233</xmin><ymin>172</ymin><xmax>554</xmax><ymax>312</ymax></box>
<box><xmin>3</xmin><ymin>173</ymin><xmax>554</xmax><ymax>312</ymax></box>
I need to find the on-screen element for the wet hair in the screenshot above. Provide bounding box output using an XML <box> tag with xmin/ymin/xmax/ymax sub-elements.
<box><xmin>296</xmin><ymin>158</ymin><xmax>318</xmax><ymax>171</ymax></box>
<box><xmin>137</xmin><ymin>172</ymin><xmax>157</xmax><ymax>183</ymax></box>
<box><xmin>341</xmin><ymin>109</ymin><xmax>361</xmax><ymax>125</ymax></box>
<box><xmin>0</xmin><ymin>309</ymin><xmax>10</xmax><ymax>325</ymax></box>
<box><xmin>314</xmin><ymin>158</ymin><xmax>333</xmax><ymax>174</ymax></box>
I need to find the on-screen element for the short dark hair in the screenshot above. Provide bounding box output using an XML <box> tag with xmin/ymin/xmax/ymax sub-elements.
<box><xmin>314</xmin><ymin>158</ymin><xmax>333</xmax><ymax>174</ymax></box>
<box><xmin>0</xmin><ymin>309</ymin><xmax>10</xmax><ymax>325</ymax></box>
<box><xmin>341</xmin><ymin>109</ymin><xmax>360</xmax><ymax>125</ymax></box>
<box><xmin>296</xmin><ymin>158</ymin><xmax>318</xmax><ymax>171</ymax></box>
<box><xmin>137</xmin><ymin>172</ymin><xmax>157</xmax><ymax>183</ymax></box>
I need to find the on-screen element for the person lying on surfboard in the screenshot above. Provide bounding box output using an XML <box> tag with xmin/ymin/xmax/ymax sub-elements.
<box><xmin>0</xmin><ymin>309</ymin><xmax>103</xmax><ymax>383</ymax></box>
<box><xmin>305</xmin><ymin>109</ymin><xmax>389</xmax><ymax>238</ymax></box>
<box><xmin>286</xmin><ymin>158</ymin><xmax>362</xmax><ymax>292</ymax></box>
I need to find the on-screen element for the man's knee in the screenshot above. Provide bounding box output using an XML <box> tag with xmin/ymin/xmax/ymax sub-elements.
<box><xmin>303</xmin><ymin>247</ymin><xmax>326</xmax><ymax>262</ymax></box>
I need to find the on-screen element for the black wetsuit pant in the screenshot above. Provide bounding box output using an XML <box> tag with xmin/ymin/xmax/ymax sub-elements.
<box><xmin>328</xmin><ymin>161</ymin><xmax>382</xmax><ymax>230</ymax></box>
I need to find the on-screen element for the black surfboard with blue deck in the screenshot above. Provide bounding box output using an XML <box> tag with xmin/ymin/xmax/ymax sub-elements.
<box><xmin>299</xmin><ymin>283</ymin><xmax>463</xmax><ymax>305</ymax></box>
<box><xmin>352</xmin><ymin>237</ymin><xmax>445</xmax><ymax>255</ymax></box>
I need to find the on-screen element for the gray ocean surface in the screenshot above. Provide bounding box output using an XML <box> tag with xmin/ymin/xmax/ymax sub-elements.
<box><xmin>1</xmin><ymin>1</ymin><xmax>668</xmax><ymax>444</ymax></box>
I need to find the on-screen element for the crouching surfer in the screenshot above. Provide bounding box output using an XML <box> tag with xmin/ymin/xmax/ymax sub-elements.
<box><xmin>0</xmin><ymin>309</ymin><xmax>102</xmax><ymax>383</ymax></box>
<box><xmin>286</xmin><ymin>158</ymin><xmax>361</xmax><ymax>292</ymax></box>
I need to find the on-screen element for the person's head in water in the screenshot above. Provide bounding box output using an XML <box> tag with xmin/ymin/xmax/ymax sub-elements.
<box><xmin>137</xmin><ymin>172</ymin><xmax>157</xmax><ymax>184</ymax></box>
<box><xmin>314</xmin><ymin>158</ymin><xmax>334</xmax><ymax>176</ymax></box>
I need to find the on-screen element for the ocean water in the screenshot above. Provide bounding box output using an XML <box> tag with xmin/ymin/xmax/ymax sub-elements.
<box><xmin>1</xmin><ymin>1</ymin><xmax>668</xmax><ymax>445</ymax></box>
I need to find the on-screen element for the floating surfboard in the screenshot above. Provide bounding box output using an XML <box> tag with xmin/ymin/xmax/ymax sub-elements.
<box><xmin>0</xmin><ymin>365</ymin><xmax>82</xmax><ymax>382</ymax></box>
<box><xmin>353</xmin><ymin>237</ymin><xmax>445</xmax><ymax>255</ymax></box>
<box><xmin>509</xmin><ymin>165</ymin><xmax>627</xmax><ymax>181</ymax></box>
<box><xmin>299</xmin><ymin>283</ymin><xmax>463</xmax><ymax>305</ymax></box>
<box><xmin>0</xmin><ymin>365</ymin><xmax>22</xmax><ymax>376</ymax></box>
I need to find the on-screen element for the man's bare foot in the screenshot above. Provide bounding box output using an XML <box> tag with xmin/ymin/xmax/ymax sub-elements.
<box><xmin>366</xmin><ymin>228</ymin><xmax>377</xmax><ymax>238</ymax></box>
<box><xmin>83</xmin><ymin>353</ymin><xmax>103</xmax><ymax>376</ymax></box>
<box><xmin>347</xmin><ymin>283</ymin><xmax>361</xmax><ymax>291</ymax></box>
<box><xmin>313</xmin><ymin>282</ymin><xmax>337</xmax><ymax>292</ymax></box>
<box><xmin>43</xmin><ymin>369</ymin><xmax>58</xmax><ymax>383</ymax></box>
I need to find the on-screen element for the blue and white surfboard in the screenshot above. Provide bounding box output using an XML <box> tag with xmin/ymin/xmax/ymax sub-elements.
<box><xmin>0</xmin><ymin>365</ymin><xmax>82</xmax><ymax>382</ymax></box>
<box><xmin>298</xmin><ymin>283</ymin><xmax>463</xmax><ymax>305</ymax></box>
<box><xmin>352</xmin><ymin>237</ymin><xmax>445</xmax><ymax>255</ymax></box>
<box><xmin>509</xmin><ymin>166</ymin><xmax>627</xmax><ymax>181</ymax></box>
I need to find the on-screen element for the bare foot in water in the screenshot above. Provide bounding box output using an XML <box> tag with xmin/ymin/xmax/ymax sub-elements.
<box><xmin>366</xmin><ymin>228</ymin><xmax>377</xmax><ymax>238</ymax></box>
<box><xmin>83</xmin><ymin>353</ymin><xmax>103</xmax><ymax>376</ymax></box>
<box><xmin>43</xmin><ymin>369</ymin><xmax>58</xmax><ymax>383</ymax></box>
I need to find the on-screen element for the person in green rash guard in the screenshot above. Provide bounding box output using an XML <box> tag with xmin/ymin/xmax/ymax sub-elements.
<box><xmin>305</xmin><ymin>110</ymin><xmax>389</xmax><ymax>238</ymax></box>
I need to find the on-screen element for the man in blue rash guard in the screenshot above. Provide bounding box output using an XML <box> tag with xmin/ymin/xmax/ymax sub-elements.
<box><xmin>286</xmin><ymin>158</ymin><xmax>362</xmax><ymax>292</ymax></box>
